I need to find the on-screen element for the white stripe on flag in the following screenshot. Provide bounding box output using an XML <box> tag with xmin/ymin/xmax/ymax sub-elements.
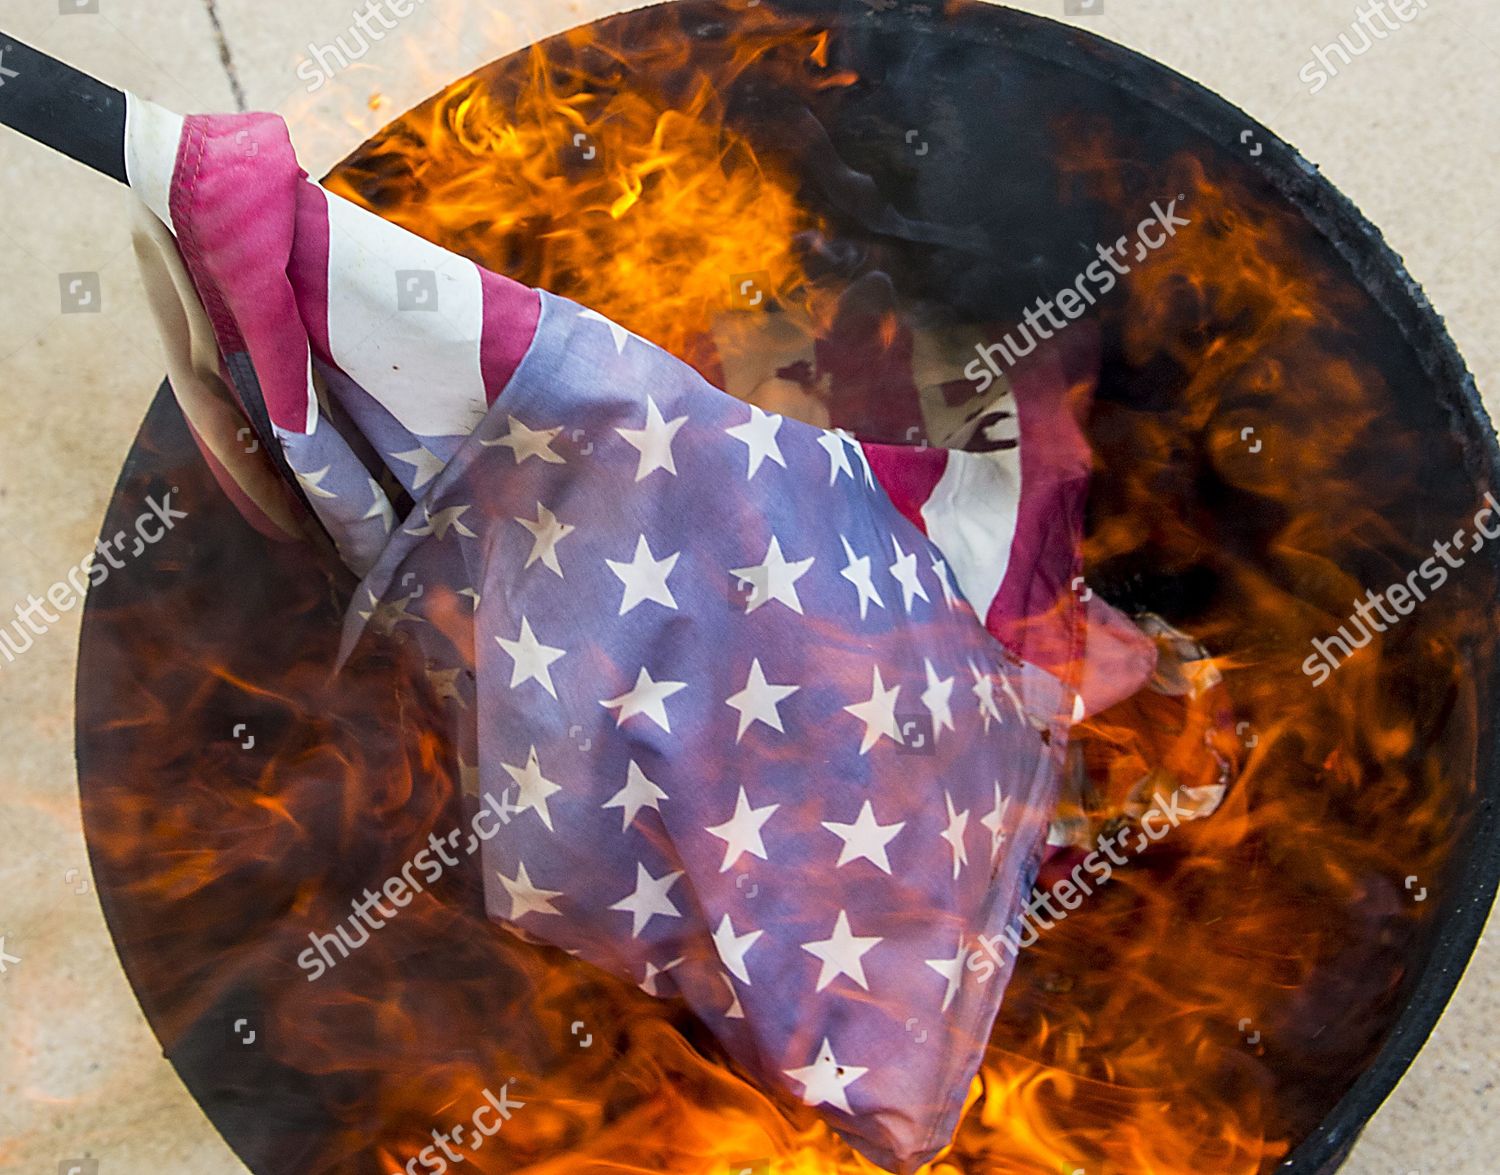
<box><xmin>302</xmin><ymin>349</ymin><xmax>320</xmax><ymax>436</ymax></box>
<box><xmin>123</xmin><ymin>94</ymin><xmax>185</xmax><ymax>234</ymax></box>
<box><xmin>324</xmin><ymin>193</ymin><xmax>488</xmax><ymax>440</ymax></box>
<box><xmin>920</xmin><ymin>448</ymin><xmax>1021</xmax><ymax>622</ymax></box>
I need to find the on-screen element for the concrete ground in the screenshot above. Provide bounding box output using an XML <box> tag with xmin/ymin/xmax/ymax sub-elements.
<box><xmin>0</xmin><ymin>1</ymin><xmax>1494</xmax><ymax>1172</ymax></box>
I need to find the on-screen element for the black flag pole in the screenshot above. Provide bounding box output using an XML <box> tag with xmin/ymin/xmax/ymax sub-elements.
<box><xmin>0</xmin><ymin>31</ymin><xmax>128</xmax><ymax>183</ymax></box>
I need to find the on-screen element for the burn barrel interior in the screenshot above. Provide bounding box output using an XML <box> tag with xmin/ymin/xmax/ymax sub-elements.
<box><xmin>76</xmin><ymin>2</ymin><xmax>1500</xmax><ymax>1173</ymax></box>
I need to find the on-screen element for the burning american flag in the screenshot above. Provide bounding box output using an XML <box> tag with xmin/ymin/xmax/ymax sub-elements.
<box><xmin>121</xmin><ymin>97</ymin><xmax>1156</xmax><ymax>1171</ymax></box>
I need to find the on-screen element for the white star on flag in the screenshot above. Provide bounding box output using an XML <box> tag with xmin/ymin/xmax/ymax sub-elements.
<box><xmin>713</xmin><ymin>914</ymin><xmax>764</xmax><ymax>984</ymax></box>
<box><xmin>920</xmin><ymin>658</ymin><xmax>956</xmax><ymax>741</ymax></box>
<box><xmin>515</xmin><ymin>503</ymin><xmax>575</xmax><ymax>576</ymax></box>
<box><xmin>705</xmin><ymin>786</ymin><xmax>779</xmax><ymax>871</ymax></box>
<box><xmin>816</xmin><ymin>430</ymin><xmax>855</xmax><ymax>485</ymax></box>
<box><xmin>495</xmin><ymin>616</ymin><xmax>565</xmax><ymax>698</ymax></box>
<box><xmin>426</xmin><ymin>665</ymin><xmax>465</xmax><ymax>706</ymax></box>
<box><xmin>391</xmin><ymin>444</ymin><xmax>446</xmax><ymax>490</ymax></box>
<box><xmin>784</xmin><ymin>1038</ymin><xmax>868</xmax><ymax>1113</ymax></box>
<box><xmin>405</xmin><ymin>503</ymin><xmax>477</xmax><ymax>540</ymax></box>
<box><xmin>722</xmin><ymin>974</ymin><xmax>745</xmax><ymax>1019</ymax></box>
<box><xmin>821</xmin><ymin>800</ymin><xmax>905</xmax><ymax>874</ymax></box>
<box><xmin>498</xmin><ymin>861</ymin><xmax>564</xmax><ymax>920</ymax></box>
<box><xmin>617</xmin><ymin>395</ymin><xmax>688</xmax><ymax>481</ymax></box>
<box><xmin>970</xmin><ymin>662</ymin><xmax>1004</xmax><ymax>732</ymax></box>
<box><xmin>725</xmin><ymin>658</ymin><xmax>799</xmax><ymax>741</ymax></box>
<box><xmin>358</xmin><ymin>588</ymin><xmax>425</xmax><ymax>634</ymax></box>
<box><xmin>725</xmin><ymin>405</ymin><xmax>786</xmax><ymax>478</ymax></box>
<box><xmin>932</xmin><ymin>556</ymin><xmax>960</xmax><ymax>609</ymax></box>
<box><xmin>606</xmin><ymin>534</ymin><xmax>680</xmax><ymax>614</ymax></box>
<box><xmin>844</xmin><ymin>665</ymin><xmax>903</xmax><ymax>754</ymax></box>
<box><xmin>998</xmin><ymin>668</ymin><xmax>1028</xmax><ymax>724</ymax></box>
<box><xmin>609</xmin><ymin>862</ymin><xmax>684</xmax><ymax>937</ymax></box>
<box><xmin>296</xmin><ymin>465</ymin><xmax>338</xmax><ymax>499</ymax></box>
<box><xmin>361</xmin><ymin>478</ymin><xmax>395</xmax><ymax>533</ymax></box>
<box><xmin>500</xmin><ymin>745</ymin><xmax>563</xmax><ymax>831</ymax></box>
<box><xmin>837</xmin><ymin>428</ymin><xmax>876</xmax><ymax>487</ymax></box>
<box><xmin>801</xmin><ymin>910</ymin><xmax>883</xmax><ymax>993</ymax></box>
<box><xmin>730</xmin><ymin>535</ymin><xmax>815</xmax><ymax>615</ymax></box>
<box><xmin>602</xmin><ymin>761</ymin><xmax>669</xmax><ymax>831</ymax></box>
<box><xmin>600</xmin><ymin>667</ymin><xmax>688</xmax><ymax>732</ymax></box>
<box><xmin>925</xmin><ymin>945</ymin><xmax>967</xmax><ymax>1012</ymax></box>
<box><xmin>940</xmin><ymin>790</ymin><xmax>970</xmax><ymax>880</ymax></box>
<box><xmin>889</xmin><ymin>534</ymin><xmax>930</xmax><ymax>612</ymax></box>
<box><xmin>578</xmin><ymin>305</ymin><xmax>633</xmax><ymax>353</ymax></box>
<box><xmin>980</xmin><ymin>783</ymin><xmax>1010</xmax><ymax>864</ymax></box>
<box><xmin>640</xmin><ymin>955</ymin><xmax>685</xmax><ymax>995</ymax></box>
<box><xmin>481</xmin><ymin>415</ymin><xmax>566</xmax><ymax>464</ymax></box>
<box><xmin>839</xmin><ymin>535</ymin><xmax>885</xmax><ymax>620</ymax></box>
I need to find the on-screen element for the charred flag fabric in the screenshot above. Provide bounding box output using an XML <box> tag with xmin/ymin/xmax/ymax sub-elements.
<box><xmin>123</xmin><ymin>99</ymin><xmax>1153</xmax><ymax>1171</ymax></box>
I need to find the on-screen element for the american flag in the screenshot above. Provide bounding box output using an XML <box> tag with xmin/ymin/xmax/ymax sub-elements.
<box><xmin>124</xmin><ymin>100</ymin><xmax>1123</xmax><ymax>1171</ymax></box>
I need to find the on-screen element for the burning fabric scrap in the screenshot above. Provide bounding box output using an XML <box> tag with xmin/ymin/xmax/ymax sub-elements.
<box><xmin>111</xmin><ymin>99</ymin><xmax>1233</xmax><ymax>1171</ymax></box>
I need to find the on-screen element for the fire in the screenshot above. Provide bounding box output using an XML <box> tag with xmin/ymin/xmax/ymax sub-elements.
<box><xmin>73</xmin><ymin>4</ymin><xmax>1493</xmax><ymax>1175</ymax></box>
<box><xmin>324</xmin><ymin>6</ymin><xmax>849</xmax><ymax>383</ymax></box>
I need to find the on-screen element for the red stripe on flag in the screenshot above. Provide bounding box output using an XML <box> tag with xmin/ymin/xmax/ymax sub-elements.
<box><xmin>172</xmin><ymin>114</ymin><xmax>312</xmax><ymax>434</ymax></box>
<box><xmin>479</xmin><ymin>269</ymin><xmax>542</xmax><ymax>404</ymax></box>
<box><xmin>861</xmin><ymin>442</ymin><xmax>948</xmax><ymax>536</ymax></box>
<box><xmin>290</xmin><ymin>182</ymin><xmax>332</xmax><ymax>367</ymax></box>
<box><xmin>984</xmin><ymin>326</ymin><xmax>1095</xmax><ymax>681</ymax></box>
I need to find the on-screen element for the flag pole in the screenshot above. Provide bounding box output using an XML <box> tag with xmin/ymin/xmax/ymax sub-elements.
<box><xmin>0</xmin><ymin>31</ymin><xmax>128</xmax><ymax>183</ymax></box>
